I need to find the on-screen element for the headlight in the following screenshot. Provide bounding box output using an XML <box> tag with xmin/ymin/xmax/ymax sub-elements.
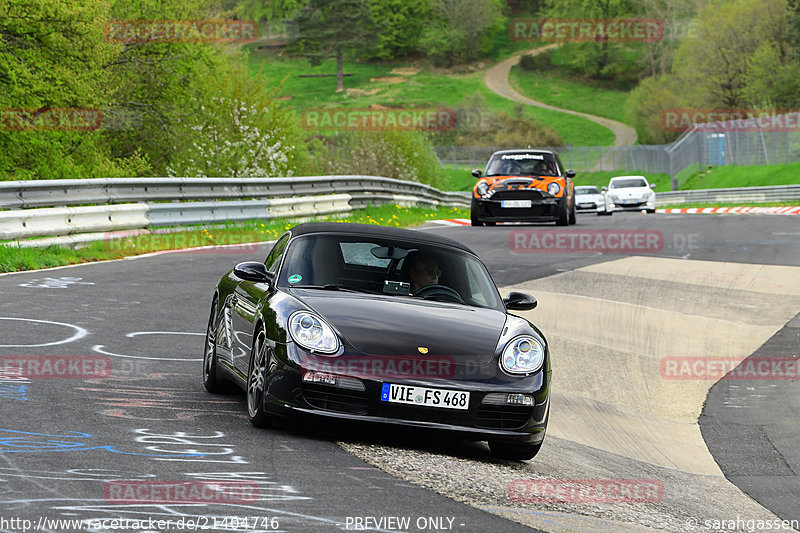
<box><xmin>609</xmin><ymin>194</ymin><xmax>619</xmax><ymax>202</ymax></box>
<box><xmin>500</xmin><ymin>335</ymin><xmax>545</xmax><ymax>374</ymax></box>
<box><xmin>288</xmin><ymin>311</ymin><xmax>339</xmax><ymax>354</ymax></box>
<box><xmin>476</xmin><ymin>181</ymin><xmax>489</xmax><ymax>196</ymax></box>
<box><xmin>546</xmin><ymin>182</ymin><xmax>561</xmax><ymax>195</ymax></box>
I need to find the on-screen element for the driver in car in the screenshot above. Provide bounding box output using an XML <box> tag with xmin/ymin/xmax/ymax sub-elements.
<box><xmin>408</xmin><ymin>254</ymin><xmax>442</xmax><ymax>294</ymax></box>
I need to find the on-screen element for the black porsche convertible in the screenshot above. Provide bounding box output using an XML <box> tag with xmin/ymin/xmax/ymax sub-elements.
<box><xmin>202</xmin><ymin>222</ymin><xmax>550</xmax><ymax>460</ymax></box>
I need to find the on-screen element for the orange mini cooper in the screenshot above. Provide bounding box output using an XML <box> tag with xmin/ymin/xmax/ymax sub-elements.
<box><xmin>470</xmin><ymin>149</ymin><xmax>576</xmax><ymax>227</ymax></box>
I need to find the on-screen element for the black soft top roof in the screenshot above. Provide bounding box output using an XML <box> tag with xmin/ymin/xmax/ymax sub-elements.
<box><xmin>288</xmin><ymin>222</ymin><xmax>475</xmax><ymax>254</ymax></box>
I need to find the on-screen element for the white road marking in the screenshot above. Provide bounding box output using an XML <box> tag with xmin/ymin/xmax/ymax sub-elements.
<box><xmin>0</xmin><ymin>317</ymin><xmax>88</xmax><ymax>348</ymax></box>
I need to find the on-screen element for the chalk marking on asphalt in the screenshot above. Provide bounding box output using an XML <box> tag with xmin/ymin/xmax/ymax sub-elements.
<box><xmin>0</xmin><ymin>317</ymin><xmax>88</xmax><ymax>347</ymax></box>
<box><xmin>92</xmin><ymin>344</ymin><xmax>201</xmax><ymax>362</ymax></box>
<box><xmin>126</xmin><ymin>331</ymin><xmax>205</xmax><ymax>338</ymax></box>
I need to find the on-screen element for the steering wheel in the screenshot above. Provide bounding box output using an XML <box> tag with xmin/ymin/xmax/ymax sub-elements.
<box><xmin>413</xmin><ymin>284</ymin><xmax>464</xmax><ymax>303</ymax></box>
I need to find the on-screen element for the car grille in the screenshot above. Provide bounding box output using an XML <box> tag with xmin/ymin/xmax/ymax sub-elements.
<box><xmin>483</xmin><ymin>203</ymin><xmax>557</xmax><ymax>219</ymax></box>
<box><xmin>303</xmin><ymin>383</ymin><xmax>368</xmax><ymax>414</ymax></box>
<box><xmin>474</xmin><ymin>405</ymin><xmax>532</xmax><ymax>429</ymax></box>
<box><xmin>490</xmin><ymin>189</ymin><xmax>545</xmax><ymax>201</ymax></box>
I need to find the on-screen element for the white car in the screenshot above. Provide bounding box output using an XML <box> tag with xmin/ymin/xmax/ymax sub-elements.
<box><xmin>605</xmin><ymin>176</ymin><xmax>657</xmax><ymax>213</ymax></box>
<box><xmin>574</xmin><ymin>186</ymin><xmax>611</xmax><ymax>216</ymax></box>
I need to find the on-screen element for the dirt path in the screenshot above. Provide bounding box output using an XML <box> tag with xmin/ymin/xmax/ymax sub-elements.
<box><xmin>484</xmin><ymin>45</ymin><xmax>637</xmax><ymax>147</ymax></box>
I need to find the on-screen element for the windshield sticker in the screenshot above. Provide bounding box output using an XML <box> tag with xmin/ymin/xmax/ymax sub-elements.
<box><xmin>288</xmin><ymin>274</ymin><xmax>302</xmax><ymax>284</ymax></box>
<box><xmin>501</xmin><ymin>154</ymin><xmax>544</xmax><ymax>160</ymax></box>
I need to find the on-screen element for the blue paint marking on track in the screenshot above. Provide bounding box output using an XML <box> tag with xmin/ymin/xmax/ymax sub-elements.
<box><xmin>0</xmin><ymin>429</ymin><xmax>204</xmax><ymax>458</ymax></box>
<box><xmin>0</xmin><ymin>383</ymin><xmax>27</xmax><ymax>400</ymax></box>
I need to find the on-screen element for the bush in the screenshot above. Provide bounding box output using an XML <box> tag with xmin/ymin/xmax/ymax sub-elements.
<box><xmin>311</xmin><ymin>130</ymin><xmax>447</xmax><ymax>189</ymax></box>
<box><xmin>519</xmin><ymin>52</ymin><xmax>551</xmax><ymax>71</ymax></box>
<box><xmin>430</xmin><ymin>94</ymin><xmax>563</xmax><ymax>147</ymax></box>
<box><xmin>166</xmin><ymin>60</ymin><xmax>306</xmax><ymax>178</ymax></box>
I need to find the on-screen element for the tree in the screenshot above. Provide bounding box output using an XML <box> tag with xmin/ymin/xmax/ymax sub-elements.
<box><xmin>635</xmin><ymin>0</ymin><xmax>705</xmax><ymax>77</ymax></box>
<box><xmin>673</xmin><ymin>0</ymin><xmax>791</xmax><ymax>108</ymax></box>
<box><xmin>367</xmin><ymin>0</ymin><xmax>430</xmax><ymax>60</ymax></box>
<box><xmin>543</xmin><ymin>0</ymin><xmax>637</xmax><ymax>78</ymax></box>
<box><xmin>288</xmin><ymin>0</ymin><xmax>378</xmax><ymax>92</ymax></box>
<box><xmin>788</xmin><ymin>0</ymin><xmax>800</xmax><ymax>50</ymax></box>
<box><xmin>0</xmin><ymin>0</ymin><xmax>147</xmax><ymax>179</ymax></box>
<box><xmin>237</xmin><ymin>0</ymin><xmax>308</xmax><ymax>21</ymax></box>
<box><xmin>420</xmin><ymin>0</ymin><xmax>503</xmax><ymax>66</ymax></box>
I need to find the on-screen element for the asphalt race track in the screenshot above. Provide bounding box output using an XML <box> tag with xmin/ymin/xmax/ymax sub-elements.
<box><xmin>1</xmin><ymin>211</ymin><xmax>798</xmax><ymax>533</ymax></box>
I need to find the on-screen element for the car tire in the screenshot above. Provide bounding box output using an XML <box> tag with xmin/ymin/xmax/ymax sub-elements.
<box><xmin>202</xmin><ymin>299</ymin><xmax>224</xmax><ymax>393</ymax></box>
<box><xmin>488</xmin><ymin>439</ymin><xmax>543</xmax><ymax>461</ymax></box>
<box><xmin>485</xmin><ymin>221</ymin><xmax>496</xmax><ymax>226</ymax></box>
<box><xmin>556</xmin><ymin>198</ymin><xmax>569</xmax><ymax>226</ymax></box>
<box><xmin>568</xmin><ymin>200</ymin><xmax>576</xmax><ymax>225</ymax></box>
<box><xmin>470</xmin><ymin>211</ymin><xmax>483</xmax><ymax>226</ymax></box>
<box><xmin>247</xmin><ymin>324</ymin><xmax>273</xmax><ymax>428</ymax></box>
<box><xmin>647</xmin><ymin>209</ymin><xmax>656</xmax><ymax>214</ymax></box>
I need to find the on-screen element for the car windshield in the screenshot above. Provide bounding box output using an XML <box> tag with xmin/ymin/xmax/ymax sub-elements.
<box><xmin>485</xmin><ymin>152</ymin><xmax>560</xmax><ymax>177</ymax></box>
<box><xmin>576</xmin><ymin>186</ymin><xmax>600</xmax><ymax>194</ymax></box>
<box><xmin>277</xmin><ymin>233</ymin><xmax>504</xmax><ymax>310</ymax></box>
<box><xmin>610</xmin><ymin>178</ymin><xmax>647</xmax><ymax>188</ymax></box>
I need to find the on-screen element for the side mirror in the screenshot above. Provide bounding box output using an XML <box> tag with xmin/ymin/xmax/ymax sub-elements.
<box><xmin>650</xmin><ymin>184</ymin><xmax>657</xmax><ymax>189</ymax></box>
<box><xmin>503</xmin><ymin>291</ymin><xmax>537</xmax><ymax>311</ymax></box>
<box><xmin>234</xmin><ymin>261</ymin><xmax>274</xmax><ymax>284</ymax></box>
<box><xmin>472</xmin><ymin>169</ymin><xmax>482</xmax><ymax>178</ymax></box>
<box><xmin>565</xmin><ymin>169</ymin><xmax>576</xmax><ymax>178</ymax></box>
<box><xmin>601</xmin><ymin>186</ymin><xmax>608</xmax><ymax>192</ymax></box>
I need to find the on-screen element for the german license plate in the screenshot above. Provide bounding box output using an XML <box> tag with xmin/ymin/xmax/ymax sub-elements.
<box><xmin>579</xmin><ymin>203</ymin><xmax>593</xmax><ymax>208</ymax></box>
<box><xmin>622</xmin><ymin>199</ymin><xmax>636</xmax><ymax>205</ymax></box>
<box><xmin>380</xmin><ymin>383</ymin><xmax>469</xmax><ymax>410</ymax></box>
<box><xmin>501</xmin><ymin>200</ymin><xmax>532</xmax><ymax>208</ymax></box>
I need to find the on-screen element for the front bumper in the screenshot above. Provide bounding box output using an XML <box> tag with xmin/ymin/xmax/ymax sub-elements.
<box><xmin>608</xmin><ymin>199</ymin><xmax>655</xmax><ymax>212</ymax></box>
<box><xmin>263</xmin><ymin>354</ymin><xmax>550</xmax><ymax>443</ymax></box>
<box><xmin>576</xmin><ymin>201</ymin><xmax>606</xmax><ymax>213</ymax></box>
<box><xmin>471</xmin><ymin>197</ymin><xmax>563</xmax><ymax>223</ymax></box>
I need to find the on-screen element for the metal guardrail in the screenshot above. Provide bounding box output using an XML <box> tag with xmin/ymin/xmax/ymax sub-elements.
<box><xmin>0</xmin><ymin>176</ymin><xmax>464</xmax><ymax>209</ymax></box>
<box><xmin>0</xmin><ymin>176</ymin><xmax>470</xmax><ymax>247</ymax></box>
<box><xmin>656</xmin><ymin>184</ymin><xmax>800</xmax><ymax>206</ymax></box>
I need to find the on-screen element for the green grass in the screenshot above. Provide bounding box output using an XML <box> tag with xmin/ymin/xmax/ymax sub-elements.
<box><xmin>509</xmin><ymin>65</ymin><xmax>630</xmax><ymax>125</ymax></box>
<box><xmin>0</xmin><ymin>204</ymin><xmax>468</xmax><ymax>273</ymax></box>
<box><xmin>440</xmin><ymin>168</ymin><xmax>477</xmax><ymax>191</ymax></box>
<box><xmin>678</xmin><ymin>162</ymin><xmax>800</xmax><ymax>190</ymax></box>
<box><xmin>246</xmin><ymin>48</ymin><xmax>615</xmax><ymax>146</ymax></box>
<box><xmin>572</xmin><ymin>170</ymin><xmax>671</xmax><ymax>191</ymax></box>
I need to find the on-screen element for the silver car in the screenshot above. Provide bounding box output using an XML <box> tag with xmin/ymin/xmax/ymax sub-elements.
<box><xmin>605</xmin><ymin>176</ymin><xmax>657</xmax><ymax>213</ymax></box>
<box><xmin>574</xmin><ymin>185</ymin><xmax>611</xmax><ymax>216</ymax></box>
